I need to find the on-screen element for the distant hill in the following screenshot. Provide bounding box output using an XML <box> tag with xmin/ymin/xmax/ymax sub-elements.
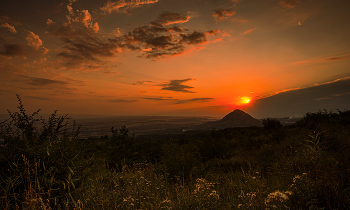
<box><xmin>197</xmin><ymin>109</ymin><xmax>262</xmax><ymax>130</ymax></box>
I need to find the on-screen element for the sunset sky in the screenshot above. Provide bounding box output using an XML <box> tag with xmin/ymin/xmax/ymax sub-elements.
<box><xmin>1</xmin><ymin>0</ymin><xmax>350</xmax><ymax>119</ymax></box>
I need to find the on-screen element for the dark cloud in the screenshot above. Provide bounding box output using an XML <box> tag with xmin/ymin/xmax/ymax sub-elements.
<box><xmin>117</xmin><ymin>12</ymin><xmax>221</xmax><ymax>59</ymax></box>
<box><xmin>47</xmin><ymin>5</ymin><xmax>222</xmax><ymax>65</ymax></box>
<box><xmin>175</xmin><ymin>98</ymin><xmax>214</xmax><ymax>104</ymax></box>
<box><xmin>245</xmin><ymin>77</ymin><xmax>350</xmax><ymax>118</ymax></box>
<box><xmin>120</xmin><ymin>25</ymin><xmax>184</xmax><ymax>59</ymax></box>
<box><xmin>160</xmin><ymin>78</ymin><xmax>195</xmax><ymax>93</ymax></box>
<box><xmin>151</xmin><ymin>11</ymin><xmax>190</xmax><ymax>27</ymax></box>
<box><xmin>0</xmin><ymin>44</ymin><xmax>23</xmax><ymax>56</ymax></box>
<box><xmin>108</xmin><ymin>99</ymin><xmax>138</xmax><ymax>103</ymax></box>
<box><xmin>56</xmin><ymin>37</ymin><xmax>119</xmax><ymax>66</ymax></box>
<box><xmin>213</xmin><ymin>9</ymin><xmax>235</xmax><ymax>20</ymax></box>
<box><xmin>206</xmin><ymin>29</ymin><xmax>220</xmax><ymax>35</ymax></box>
<box><xmin>280</xmin><ymin>0</ymin><xmax>300</xmax><ymax>8</ymax></box>
<box><xmin>180</xmin><ymin>31</ymin><xmax>208</xmax><ymax>45</ymax></box>
<box><xmin>325</xmin><ymin>54</ymin><xmax>350</xmax><ymax>61</ymax></box>
<box><xmin>133</xmin><ymin>80</ymin><xmax>157</xmax><ymax>85</ymax></box>
<box><xmin>46</xmin><ymin>7</ymin><xmax>122</xmax><ymax>69</ymax></box>
<box><xmin>143</xmin><ymin>96</ymin><xmax>173</xmax><ymax>101</ymax></box>
<box><xmin>19</xmin><ymin>75</ymin><xmax>68</xmax><ymax>86</ymax></box>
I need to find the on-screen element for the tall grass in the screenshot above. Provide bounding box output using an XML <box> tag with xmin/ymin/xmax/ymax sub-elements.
<box><xmin>1</xmin><ymin>96</ymin><xmax>350</xmax><ymax>209</ymax></box>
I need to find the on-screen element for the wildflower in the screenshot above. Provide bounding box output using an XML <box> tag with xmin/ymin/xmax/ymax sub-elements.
<box><xmin>265</xmin><ymin>190</ymin><xmax>290</xmax><ymax>205</ymax></box>
<box><xmin>209</xmin><ymin>190</ymin><xmax>219</xmax><ymax>199</ymax></box>
<box><xmin>284</xmin><ymin>191</ymin><xmax>293</xmax><ymax>196</ymax></box>
<box><xmin>293</xmin><ymin>175</ymin><xmax>301</xmax><ymax>183</ymax></box>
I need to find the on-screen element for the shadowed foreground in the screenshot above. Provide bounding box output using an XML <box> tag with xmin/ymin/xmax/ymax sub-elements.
<box><xmin>1</xmin><ymin>96</ymin><xmax>350</xmax><ymax>209</ymax></box>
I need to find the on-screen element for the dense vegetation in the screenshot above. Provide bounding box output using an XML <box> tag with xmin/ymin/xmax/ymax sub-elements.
<box><xmin>1</xmin><ymin>95</ymin><xmax>350</xmax><ymax>209</ymax></box>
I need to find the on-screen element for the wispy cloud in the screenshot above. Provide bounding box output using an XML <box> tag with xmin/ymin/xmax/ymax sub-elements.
<box><xmin>133</xmin><ymin>80</ymin><xmax>157</xmax><ymax>85</ymax></box>
<box><xmin>296</xmin><ymin>53</ymin><xmax>350</xmax><ymax>64</ymax></box>
<box><xmin>280</xmin><ymin>0</ymin><xmax>300</xmax><ymax>9</ymax></box>
<box><xmin>262</xmin><ymin>77</ymin><xmax>350</xmax><ymax>99</ymax></box>
<box><xmin>108</xmin><ymin>99</ymin><xmax>138</xmax><ymax>103</ymax></box>
<box><xmin>143</xmin><ymin>96</ymin><xmax>173</xmax><ymax>101</ymax></box>
<box><xmin>246</xmin><ymin>77</ymin><xmax>350</xmax><ymax>118</ymax></box>
<box><xmin>175</xmin><ymin>98</ymin><xmax>214</xmax><ymax>104</ymax></box>
<box><xmin>243</xmin><ymin>29</ymin><xmax>255</xmax><ymax>35</ymax></box>
<box><xmin>0</xmin><ymin>23</ymin><xmax>17</xmax><ymax>34</ymax></box>
<box><xmin>333</xmin><ymin>92</ymin><xmax>350</xmax><ymax>97</ymax></box>
<box><xmin>213</xmin><ymin>9</ymin><xmax>235</xmax><ymax>21</ymax></box>
<box><xmin>0</xmin><ymin>15</ymin><xmax>20</xmax><ymax>25</ymax></box>
<box><xmin>100</xmin><ymin>0</ymin><xmax>158</xmax><ymax>14</ymax></box>
<box><xmin>103</xmin><ymin>71</ymin><xmax>119</xmax><ymax>75</ymax></box>
<box><xmin>24</xmin><ymin>30</ymin><xmax>49</xmax><ymax>55</ymax></box>
<box><xmin>24</xmin><ymin>96</ymin><xmax>50</xmax><ymax>100</ymax></box>
<box><xmin>160</xmin><ymin>78</ymin><xmax>195</xmax><ymax>93</ymax></box>
<box><xmin>143</xmin><ymin>96</ymin><xmax>214</xmax><ymax>104</ymax></box>
<box><xmin>0</xmin><ymin>44</ymin><xmax>23</xmax><ymax>56</ymax></box>
<box><xmin>151</xmin><ymin>11</ymin><xmax>191</xmax><ymax>26</ymax></box>
<box><xmin>314</xmin><ymin>97</ymin><xmax>330</xmax><ymax>101</ymax></box>
<box><xmin>325</xmin><ymin>54</ymin><xmax>350</xmax><ymax>62</ymax></box>
<box><xmin>19</xmin><ymin>75</ymin><xmax>68</xmax><ymax>86</ymax></box>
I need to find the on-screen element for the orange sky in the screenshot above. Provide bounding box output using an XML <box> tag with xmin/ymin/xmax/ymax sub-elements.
<box><xmin>1</xmin><ymin>0</ymin><xmax>350</xmax><ymax>118</ymax></box>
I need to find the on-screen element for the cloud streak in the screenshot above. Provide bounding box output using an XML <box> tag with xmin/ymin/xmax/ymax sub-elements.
<box><xmin>295</xmin><ymin>53</ymin><xmax>350</xmax><ymax>64</ymax></box>
<box><xmin>246</xmin><ymin>77</ymin><xmax>350</xmax><ymax>118</ymax></box>
<box><xmin>24</xmin><ymin>96</ymin><xmax>50</xmax><ymax>100</ymax></box>
<box><xmin>109</xmin><ymin>99</ymin><xmax>138</xmax><ymax>103</ymax></box>
<box><xmin>280</xmin><ymin>0</ymin><xmax>300</xmax><ymax>9</ymax></box>
<box><xmin>143</xmin><ymin>96</ymin><xmax>173</xmax><ymax>101</ymax></box>
<box><xmin>100</xmin><ymin>0</ymin><xmax>158</xmax><ymax>14</ymax></box>
<box><xmin>151</xmin><ymin>11</ymin><xmax>191</xmax><ymax>26</ymax></box>
<box><xmin>175</xmin><ymin>98</ymin><xmax>214</xmax><ymax>104</ymax></box>
<box><xmin>160</xmin><ymin>78</ymin><xmax>195</xmax><ymax>93</ymax></box>
<box><xmin>19</xmin><ymin>75</ymin><xmax>68</xmax><ymax>86</ymax></box>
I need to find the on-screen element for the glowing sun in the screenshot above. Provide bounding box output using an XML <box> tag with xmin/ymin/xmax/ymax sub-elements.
<box><xmin>240</xmin><ymin>96</ymin><xmax>251</xmax><ymax>104</ymax></box>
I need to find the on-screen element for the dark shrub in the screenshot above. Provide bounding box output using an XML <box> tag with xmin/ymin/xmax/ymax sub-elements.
<box><xmin>162</xmin><ymin>142</ymin><xmax>201</xmax><ymax>179</ymax></box>
<box><xmin>262</xmin><ymin>118</ymin><xmax>283</xmax><ymax>130</ymax></box>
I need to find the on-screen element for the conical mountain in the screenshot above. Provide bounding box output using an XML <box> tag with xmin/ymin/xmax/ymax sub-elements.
<box><xmin>199</xmin><ymin>109</ymin><xmax>262</xmax><ymax>129</ymax></box>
